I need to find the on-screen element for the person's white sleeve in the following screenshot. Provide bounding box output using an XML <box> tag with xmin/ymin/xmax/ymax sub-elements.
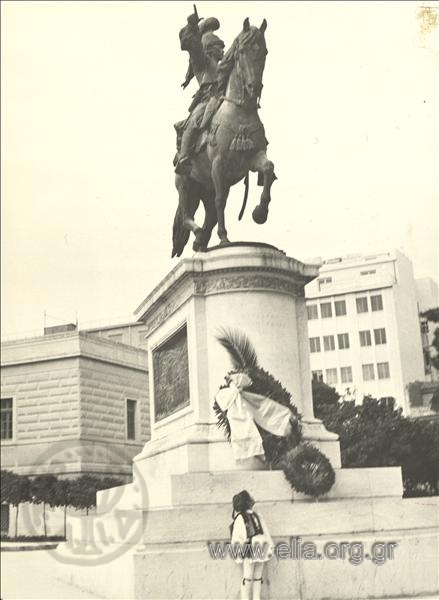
<box><xmin>231</xmin><ymin>514</ymin><xmax>247</xmax><ymax>546</ymax></box>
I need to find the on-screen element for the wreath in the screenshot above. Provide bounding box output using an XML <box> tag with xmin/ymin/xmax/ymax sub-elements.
<box><xmin>281</xmin><ymin>443</ymin><xmax>335</xmax><ymax>498</ymax></box>
<box><xmin>214</xmin><ymin>328</ymin><xmax>335</xmax><ymax>498</ymax></box>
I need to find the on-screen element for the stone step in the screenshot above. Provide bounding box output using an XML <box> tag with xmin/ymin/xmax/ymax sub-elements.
<box><xmin>57</xmin><ymin>523</ymin><xmax>439</xmax><ymax>600</ymax></box>
<box><xmin>171</xmin><ymin>466</ymin><xmax>403</xmax><ymax>505</ymax></box>
<box><xmin>96</xmin><ymin>466</ymin><xmax>403</xmax><ymax>512</ymax></box>
<box><xmin>71</xmin><ymin>496</ymin><xmax>438</xmax><ymax>547</ymax></box>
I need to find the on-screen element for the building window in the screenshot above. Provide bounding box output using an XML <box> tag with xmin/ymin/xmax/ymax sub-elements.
<box><xmin>325</xmin><ymin>369</ymin><xmax>338</xmax><ymax>385</ymax></box>
<box><xmin>334</xmin><ymin>300</ymin><xmax>347</xmax><ymax>316</ymax></box>
<box><xmin>377</xmin><ymin>362</ymin><xmax>390</xmax><ymax>379</ymax></box>
<box><xmin>356</xmin><ymin>297</ymin><xmax>368</xmax><ymax>313</ymax></box>
<box><xmin>371</xmin><ymin>294</ymin><xmax>383</xmax><ymax>311</ymax></box>
<box><xmin>337</xmin><ymin>333</ymin><xmax>350</xmax><ymax>349</ymax></box>
<box><xmin>1</xmin><ymin>398</ymin><xmax>13</xmax><ymax>440</ymax></box>
<box><xmin>340</xmin><ymin>366</ymin><xmax>353</xmax><ymax>383</ymax></box>
<box><xmin>309</xmin><ymin>337</ymin><xmax>321</xmax><ymax>353</ymax></box>
<box><xmin>374</xmin><ymin>328</ymin><xmax>387</xmax><ymax>345</ymax></box>
<box><xmin>360</xmin><ymin>270</ymin><xmax>376</xmax><ymax>275</ymax></box>
<box><xmin>318</xmin><ymin>277</ymin><xmax>332</xmax><ymax>285</ymax></box>
<box><xmin>126</xmin><ymin>399</ymin><xmax>137</xmax><ymax>441</ymax></box>
<box><xmin>380</xmin><ymin>396</ymin><xmax>394</xmax><ymax>409</ymax></box>
<box><xmin>312</xmin><ymin>370</ymin><xmax>323</xmax><ymax>382</ymax></box>
<box><xmin>362</xmin><ymin>364</ymin><xmax>375</xmax><ymax>381</ymax></box>
<box><xmin>320</xmin><ymin>302</ymin><xmax>332</xmax><ymax>318</ymax></box>
<box><xmin>359</xmin><ymin>330</ymin><xmax>372</xmax><ymax>347</ymax></box>
<box><xmin>323</xmin><ymin>335</ymin><xmax>335</xmax><ymax>351</ymax></box>
<box><xmin>307</xmin><ymin>305</ymin><xmax>318</xmax><ymax>320</ymax></box>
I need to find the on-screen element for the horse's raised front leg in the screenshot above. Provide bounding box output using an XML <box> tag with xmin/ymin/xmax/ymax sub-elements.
<box><xmin>249</xmin><ymin>150</ymin><xmax>276</xmax><ymax>224</ymax></box>
<box><xmin>211</xmin><ymin>156</ymin><xmax>231</xmax><ymax>245</ymax></box>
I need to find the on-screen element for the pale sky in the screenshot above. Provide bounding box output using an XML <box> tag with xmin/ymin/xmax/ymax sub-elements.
<box><xmin>1</xmin><ymin>1</ymin><xmax>438</xmax><ymax>337</ymax></box>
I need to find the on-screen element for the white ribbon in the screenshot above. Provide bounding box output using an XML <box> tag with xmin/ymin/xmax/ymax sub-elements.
<box><xmin>215</xmin><ymin>372</ymin><xmax>292</xmax><ymax>460</ymax></box>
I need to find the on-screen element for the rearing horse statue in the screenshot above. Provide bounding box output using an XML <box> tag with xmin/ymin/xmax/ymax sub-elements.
<box><xmin>172</xmin><ymin>18</ymin><xmax>276</xmax><ymax>257</ymax></box>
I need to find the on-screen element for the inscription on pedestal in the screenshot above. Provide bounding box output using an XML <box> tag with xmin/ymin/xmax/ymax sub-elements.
<box><xmin>152</xmin><ymin>325</ymin><xmax>190</xmax><ymax>422</ymax></box>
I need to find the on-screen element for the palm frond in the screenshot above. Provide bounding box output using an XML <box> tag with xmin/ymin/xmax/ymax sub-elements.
<box><xmin>213</xmin><ymin>400</ymin><xmax>231</xmax><ymax>441</ymax></box>
<box><xmin>216</xmin><ymin>328</ymin><xmax>259</xmax><ymax>371</ymax></box>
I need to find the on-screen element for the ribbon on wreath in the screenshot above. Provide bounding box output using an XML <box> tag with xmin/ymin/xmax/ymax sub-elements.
<box><xmin>215</xmin><ymin>372</ymin><xmax>292</xmax><ymax>460</ymax></box>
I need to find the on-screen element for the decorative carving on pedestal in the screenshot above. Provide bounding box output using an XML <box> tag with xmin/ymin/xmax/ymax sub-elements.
<box><xmin>152</xmin><ymin>325</ymin><xmax>190</xmax><ymax>422</ymax></box>
<box><xmin>195</xmin><ymin>273</ymin><xmax>304</xmax><ymax>297</ymax></box>
<box><xmin>142</xmin><ymin>280</ymin><xmax>193</xmax><ymax>336</ymax></box>
<box><xmin>141</xmin><ymin>268</ymin><xmax>306</xmax><ymax>337</ymax></box>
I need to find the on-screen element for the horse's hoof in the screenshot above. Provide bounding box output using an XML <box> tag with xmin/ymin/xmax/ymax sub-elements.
<box><xmin>193</xmin><ymin>241</ymin><xmax>207</xmax><ymax>253</ymax></box>
<box><xmin>219</xmin><ymin>239</ymin><xmax>231</xmax><ymax>246</ymax></box>
<box><xmin>252</xmin><ymin>205</ymin><xmax>268</xmax><ymax>224</ymax></box>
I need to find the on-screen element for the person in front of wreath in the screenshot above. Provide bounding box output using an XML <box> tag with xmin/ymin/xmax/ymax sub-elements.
<box><xmin>230</xmin><ymin>490</ymin><xmax>274</xmax><ymax>600</ymax></box>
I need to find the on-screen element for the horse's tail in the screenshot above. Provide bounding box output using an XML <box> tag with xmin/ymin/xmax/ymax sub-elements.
<box><xmin>238</xmin><ymin>173</ymin><xmax>250</xmax><ymax>221</ymax></box>
<box><xmin>172</xmin><ymin>205</ymin><xmax>190</xmax><ymax>258</ymax></box>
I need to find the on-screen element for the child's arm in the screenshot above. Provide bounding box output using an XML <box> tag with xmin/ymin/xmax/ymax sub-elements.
<box><xmin>231</xmin><ymin>514</ymin><xmax>247</xmax><ymax>563</ymax></box>
<box><xmin>231</xmin><ymin>514</ymin><xmax>247</xmax><ymax>545</ymax></box>
<box><xmin>259</xmin><ymin>513</ymin><xmax>275</xmax><ymax>552</ymax></box>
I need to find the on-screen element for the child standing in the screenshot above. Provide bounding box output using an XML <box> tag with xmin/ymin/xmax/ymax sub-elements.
<box><xmin>230</xmin><ymin>490</ymin><xmax>274</xmax><ymax>600</ymax></box>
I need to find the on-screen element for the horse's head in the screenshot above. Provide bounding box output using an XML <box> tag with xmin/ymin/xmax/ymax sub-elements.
<box><xmin>235</xmin><ymin>18</ymin><xmax>267</xmax><ymax>103</ymax></box>
<box><xmin>220</xmin><ymin>18</ymin><xmax>268</xmax><ymax>107</ymax></box>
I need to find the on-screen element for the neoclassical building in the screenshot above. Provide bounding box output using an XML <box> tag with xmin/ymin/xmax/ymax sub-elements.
<box><xmin>1</xmin><ymin>328</ymin><xmax>149</xmax><ymax>479</ymax></box>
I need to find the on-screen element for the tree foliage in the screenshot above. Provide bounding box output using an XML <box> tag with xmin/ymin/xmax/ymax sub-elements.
<box><xmin>30</xmin><ymin>474</ymin><xmax>58</xmax><ymax>506</ymax></box>
<box><xmin>421</xmin><ymin>307</ymin><xmax>439</xmax><ymax>370</ymax></box>
<box><xmin>1</xmin><ymin>470</ymin><xmax>123</xmax><ymax>537</ymax></box>
<box><xmin>1</xmin><ymin>470</ymin><xmax>30</xmax><ymax>537</ymax></box>
<box><xmin>313</xmin><ymin>381</ymin><xmax>439</xmax><ymax>496</ymax></box>
<box><xmin>68</xmin><ymin>474</ymin><xmax>123</xmax><ymax>515</ymax></box>
<box><xmin>421</xmin><ymin>308</ymin><xmax>439</xmax><ymax>323</ymax></box>
<box><xmin>30</xmin><ymin>474</ymin><xmax>59</xmax><ymax>537</ymax></box>
<box><xmin>312</xmin><ymin>379</ymin><xmax>341</xmax><ymax>420</ymax></box>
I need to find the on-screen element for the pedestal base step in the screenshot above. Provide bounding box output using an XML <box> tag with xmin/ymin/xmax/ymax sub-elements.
<box><xmin>56</xmin><ymin>497</ymin><xmax>439</xmax><ymax>599</ymax></box>
<box><xmin>96</xmin><ymin>467</ymin><xmax>403</xmax><ymax>512</ymax></box>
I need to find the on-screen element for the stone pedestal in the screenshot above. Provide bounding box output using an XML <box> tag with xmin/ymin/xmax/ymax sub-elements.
<box><xmin>133</xmin><ymin>243</ymin><xmax>340</xmax><ymax>496</ymax></box>
<box><xmin>56</xmin><ymin>244</ymin><xmax>439</xmax><ymax>599</ymax></box>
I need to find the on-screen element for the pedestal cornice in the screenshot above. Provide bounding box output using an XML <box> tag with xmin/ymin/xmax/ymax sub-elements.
<box><xmin>134</xmin><ymin>244</ymin><xmax>319</xmax><ymax>336</ymax></box>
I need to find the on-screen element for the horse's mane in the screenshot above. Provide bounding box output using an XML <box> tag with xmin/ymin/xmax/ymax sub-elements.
<box><xmin>217</xmin><ymin>27</ymin><xmax>267</xmax><ymax>97</ymax></box>
<box><xmin>217</xmin><ymin>39</ymin><xmax>237</xmax><ymax>96</ymax></box>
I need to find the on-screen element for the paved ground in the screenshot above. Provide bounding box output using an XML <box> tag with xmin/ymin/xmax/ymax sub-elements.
<box><xmin>1</xmin><ymin>549</ymin><xmax>101</xmax><ymax>599</ymax></box>
<box><xmin>1</xmin><ymin>549</ymin><xmax>437</xmax><ymax>600</ymax></box>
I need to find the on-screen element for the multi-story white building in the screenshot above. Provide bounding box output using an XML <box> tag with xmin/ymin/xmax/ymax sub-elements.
<box><xmin>305</xmin><ymin>249</ymin><xmax>431</xmax><ymax>411</ymax></box>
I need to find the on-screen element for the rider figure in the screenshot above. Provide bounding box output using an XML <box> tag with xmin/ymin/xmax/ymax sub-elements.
<box><xmin>175</xmin><ymin>10</ymin><xmax>225</xmax><ymax>174</ymax></box>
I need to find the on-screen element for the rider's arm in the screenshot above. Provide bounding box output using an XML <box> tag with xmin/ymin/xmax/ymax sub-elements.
<box><xmin>180</xmin><ymin>13</ymin><xmax>205</xmax><ymax>73</ymax></box>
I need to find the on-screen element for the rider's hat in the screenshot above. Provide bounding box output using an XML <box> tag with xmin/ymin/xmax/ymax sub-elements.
<box><xmin>199</xmin><ymin>17</ymin><xmax>220</xmax><ymax>35</ymax></box>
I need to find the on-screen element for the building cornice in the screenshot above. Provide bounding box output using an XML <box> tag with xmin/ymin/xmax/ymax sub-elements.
<box><xmin>1</xmin><ymin>332</ymin><xmax>148</xmax><ymax>371</ymax></box>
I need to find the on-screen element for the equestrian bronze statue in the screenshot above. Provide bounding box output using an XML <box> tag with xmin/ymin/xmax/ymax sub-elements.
<box><xmin>172</xmin><ymin>9</ymin><xmax>276</xmax><ymax>257</ymax></box>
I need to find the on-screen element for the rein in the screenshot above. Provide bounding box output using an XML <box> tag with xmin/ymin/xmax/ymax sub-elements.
<box><xmin>228</xmin><ymin>39</ymin><xmax>263</xmax><ymax>109</ymax></box>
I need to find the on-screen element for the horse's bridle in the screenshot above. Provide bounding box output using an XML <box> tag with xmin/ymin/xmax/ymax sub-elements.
<box><xmin>224</xmin><ymin>36</ymin><xmax>266</xmax><ymax>109</ymax></box>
